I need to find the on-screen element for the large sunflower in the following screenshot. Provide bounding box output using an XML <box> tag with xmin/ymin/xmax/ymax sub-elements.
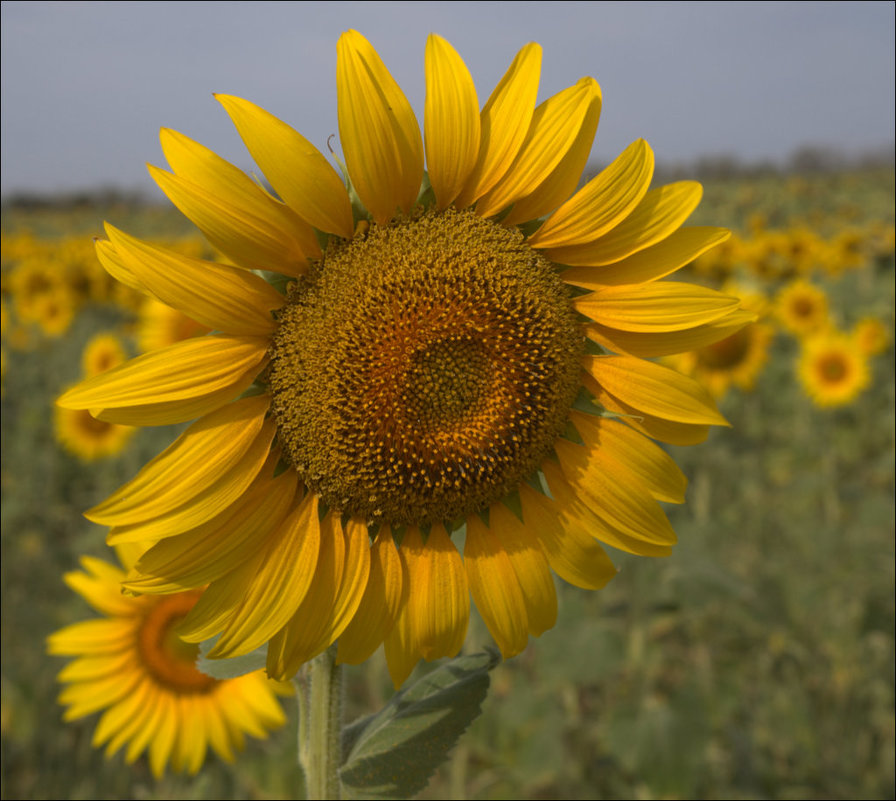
<box><xmin>47</xmin><ymin>548</ymin><xmax>287</xmax><ymax>777</ymax></box>
<box><xmin>57</xmin><ymin>32</ymin><xmax>746</xmax><ymax>687</ymax></box>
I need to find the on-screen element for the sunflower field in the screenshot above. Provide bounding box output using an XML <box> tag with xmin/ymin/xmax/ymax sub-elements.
<box><xmin>2</xmin><ymin>163</ymin><xmax>894</xmax><ymax>800</ymax></box>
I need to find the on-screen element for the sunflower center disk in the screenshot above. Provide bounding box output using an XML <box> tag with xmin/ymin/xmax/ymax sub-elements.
<box><xmin>137</xmin><ymin>592</ymin><xmax>217</xmax><ymax>693</ymax></box>
<box><xmin>269</xmin><ymin>208</ymin><xmax>584</xmax><ymax>527</ymax></box>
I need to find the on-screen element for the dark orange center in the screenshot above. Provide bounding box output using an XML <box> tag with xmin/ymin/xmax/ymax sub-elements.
<box><xmin>137</xmin><ymin>592</ymin><xmax>217</xmax><ymax>694</ymax></box>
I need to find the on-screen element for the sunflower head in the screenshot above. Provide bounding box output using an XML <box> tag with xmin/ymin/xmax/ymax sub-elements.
<box><xmin>47</xmin><ymin>553</ymin><xmax>287</xmax><ymax>777</ymax></box>
<box><xmin>57</xmin><ymin>31</ymin><xmax>742</xmax><ymax>687</ymax></box>
<box><xmin>82</xmin><ymin>332</ymin><xmax>128</xmax><ymax>377</ymax></box>
<box><xmin>775</xmin><ymin>278</ymin><xmax>830</xmax><ymax>338</ymax></box>
<box><xmin>269</xmin><ymin>207</ymin><xmax>584</xmax><ymax>526</ymax></box>
<box><xmin>798</xmin><ymin>330</ymin><xmax>871</xmax><ymax>408</ymax></box>
<box><xmin>851</xmin><ymin>316</ymin><xmax>891</xmax><ymax>357</ymax></box>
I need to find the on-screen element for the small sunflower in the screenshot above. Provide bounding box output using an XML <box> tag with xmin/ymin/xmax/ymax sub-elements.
<box><xmin>666</xmin><ymin>283</ymin><xmax>771</xmax><ymax>399</ymax></box>
<box><xmin>775</xmin><ymin>278</ymin><xmax>829</xmax><ymax>338</ymax></box>
<box><xmin>47</xmin><ymin>549</ymin><xmax>287</xmax><ymax>778</ymax></box>
<box><xmin>851</xmin><ymin>316</ymin><xmax>890</xmax><ymax>357</ymax></box>
<box><xmin>82</xmin><ymin>332</ymin><xmax>128</xmax><ymax>377</ymax></box>
<box><xmin>9</xmin><ymin>257</ymin><xmax>62</xmax><ymax>322</ymax></box>
<box><xmin>58</xmin><ymin>32</ymin><xmax>744</xmax><ymax>687</ymax></box>
<box><xmin>670</xmin><ymin>324</ymin><xmax>773</xmax><ymax>399</ymax></box>
<box><xmin>54</xmin><ymin>397</ymin><xmax>136</xmax><ymax>462</ymax></box>
<box><xmin>33</xmin><ymin>285</ymin><xmax>77</xmax><ymax>338</ymax></box>
<box><xmin>798</xmin><ymin>330</ymin><xmax>871</xmax><ymax>408</ymax></box>
<box><xmin>136</xmin><ymin>297</ymin><xmax>211</xmax><ymax>352</ymax></box>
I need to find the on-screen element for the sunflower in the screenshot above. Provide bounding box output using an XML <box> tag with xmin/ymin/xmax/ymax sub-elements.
<box><xmin>667</xmin><ymin>281</ymin><xmax>772</xmax><ymax>398</ymax></box>
<box><xmin>851</xmin><ymin>316</ymin><xmax>890</xmax><ymax>357</ymax></box>
<box><xmin>54</xmin><ymin>397</ymin><xmax>136</xmax><ymax>462</ymax></box>
<box><xmin>82</xmin><ymin>332</ymin><xmax>128</xmax><ymax>377</ymax></box>
<box><xmin>775</xmin><ymin>278</ymin><xmax>829</xmax><ymax>338</ymax></box>
<box><xmin>136</xmin><ymin>296</ymin><xmax>211</xmax><ymax>352</ymax></box>
<box><xmin>33</xmin><ymin>285</ymin><xmax>77</xmax><ymax>338</ymax></box>
<box><xmin>47</xmin><ymin>549</ymin><xmax>287</xmax><ymax>778</ymax></box>
<box><xmin>798</xmin><ymin>330</ymin><xmax>871</xmax><ymax>408</ymax></box>
<box><xmin>58</xmin><ymin>32</ymin><xmax>744</xmax><ymax>688</ymax></box>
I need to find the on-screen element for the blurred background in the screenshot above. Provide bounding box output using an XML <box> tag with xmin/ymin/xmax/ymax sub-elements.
<box><xmin>2</xmin><ymin>2</ymin><xmax>894</xmax><ymax>799</ymax></box>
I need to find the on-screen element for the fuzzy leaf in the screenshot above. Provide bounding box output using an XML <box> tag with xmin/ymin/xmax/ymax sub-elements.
<box><xmin>340</xmin><ymin>649</ymin><xmax>501</xmax><ymax>799</ymax></box>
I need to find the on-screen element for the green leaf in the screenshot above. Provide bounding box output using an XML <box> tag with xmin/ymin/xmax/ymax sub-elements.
<box><xmin>195</xmin><ymin>637</ymin><xmax>267</xmax><ymax>680</ymax></box>
<box><xmin>340</xmin><ymin>649</ymin><xmax>501</xmax><ymax>800</ymax></box>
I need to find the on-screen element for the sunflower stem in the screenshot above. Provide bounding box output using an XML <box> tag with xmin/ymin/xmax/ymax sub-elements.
<box><xmin>301</xmin><ymin>645</ymin><xmax>343</xmax><ymax>800</ymax></box>
<box><xmin>293</xmin><ymin>667</ymin><xmax>311</xmax><ymax>789</ymax></box>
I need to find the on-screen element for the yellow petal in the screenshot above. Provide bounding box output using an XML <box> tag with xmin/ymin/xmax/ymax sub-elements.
<box><xmin>266</xmin><ymin>511</ymin><xmax>370</xmax><ymax>678</ymax></box>
<box><xmin>574</xmin><ymin>282</ymin><xmax>740</xmax><ymax>332</ymax></box>
<box><xmin>87</xmin><ymin>395</ymin><xmax>270</xmax><ymax>525</ymax></box>
<box><xmin>383</xmin><ymin>543</ymin><xmax>418</xmax><ymax>688</ymax></box>
<box><xmin>122</xmin><ymin>692</ymin><xmax>167</xmax><ymax>763</ymax></box>
<box><xmin>100</xmin><ymin>419</ymin><xmax>276</xmax><ymax>542</ymax></box>
<box><xmin>465</xmin><ymin>514</ymin><xmax>529</xmax><ymax>658</ymax></box>
<box><xmin>216</xmin><ymin>94</ymin><xmax>353</xmax><ymax>238</ymax></box>
<box><xmin>539</xmin><ymin>460</ymin><xmax>672</xmax><ymax>557</ymax></box>
<box><xmin>57</xmin><ymin>335</ymin><xmax>268</xmax><ymax>414</ymax></box>
<box><xmin>424</xmin><ymin>34</ymin><xmax>480</xmax><ymax>209</ymax></box>
<box><xmin>546</xmin><ymin>181</ymin><xmax>703</xmax><ymax>266</ymax></box>
<box><xmin>313</xmin><ymin>516</ymin><xmax>371</xmax><ymax>656</ymax></box>
<box><xmin>63</xmin><ymin>558</ymin><xmax>133</xmax><ymax>617</ymax></box>
<box><xmin>586</xmin><ymin>309</ymin><xmax>756</xmax><ymax>358</ymax></box>
<box><xmin>518</xmin><ymin>484</ymin><xmax>617</xmax><ymax>590</ymax></box>
<box><xmin>58</xmin><ymin>651</ymin><xmax>132</xmax><ymax>683</ymax></box>
<box><xmin>59</xmin><ymin>670</ymin><xmax>140</xmax><ymax>719</ymax></box>
<box><xmin>106</xmin><ymin>225</ymin><xmax>282</xmax><ymax>336</ymax></box>
<box><xmin>148</xmin><ymin>165</ymin><xmax>312</xmax><ymax>277</ymax></box>
<box><xmin>92</xmin><ymin>682</ymin><xmax>152</xmax><ymax>749</ymax></box>
<box><xmin>210</xmin><ymin>492</ymin><xmax>321</xmax><ymax>657</ymax></box>
<box><xmin>476</xmin><ymin>77</ymin><xmax>600</xmax><ymax>219</ymax></box>
<box><xmin>47</xmin><ymin>619</ymin><xmax>134</xmax><ymax>656</ymax></box>
<box><xmin>337</xmin><ymin>30</ymin><xmax>423</xmax><ymax>225</ymax></box>
<box><xmin>585</xmin><ymin>354</ymin><xmax>729</xmax><ymax>426</ymax></box>
<box><xmin>178</xmin><ymin>553</ymin><xmax>264</xmax><ymax>644</ymax></box>
<box><xmin>562</xmin><ymin>226</ymin><xmax>731</xmax><ymax>288</ymax></box>
<box><xmin>501</xmin><ymin>81</ymin><xmax>601</xmax><ymax>227</ymax></box>
<box><xmin>125</xmin><ymin>459</ymin><xmax>296</xmax><ymax>586</ymax></box>
<box><xmin>90</xmin><ymin>368</ymin><xmax>263</xmax><ymax>427</ymax></box>
<box><xmin>454</xmin><ymin>43</ymin><xmax>542</xmax><ymax>208</ymax></box>
<box><xmin>527</xmin><ymin>139</ymin><xmax>654</xmax><ymax>248</ymax></box>
<box><xmin>159</xmin><ymin>127</ymin><xmax>321</xmax><ymax>266</ymax></box>
<box><xmin>404</xmin><ymin>525</ymin><xmax>469</xmax><ymax>662</ymax></box>
<box><xmin>570</xmin><ymin>411</ymin><xmax>687</xmax><ymax>504</ymax></box>
<box><xmin>149</xmin><ymin>694</ymin><xmax>178</xmax><ymax>778</ymax></box>
<box><xmin>95</xmin><ymin>239</ymin><xmax>148</xmax><ymax>297</ymax></box>
<box><xmin>553</xmin><ymin>437</ymin><xmax>678</xmax><ymax>544</ymax></box>
<box><xmin>337</xmin><ymin>527</ymin><xmax>406</xmax><ymax>665</ymax></box>
<box><xmin>583</xmin><ymin>372</ymin><xmax>711</xmax><ymax>446</ymax></box>
<box><xmin>488</xmin><ymin>503</ymin><xmax>557</xmax><ymax>636</ymax></box>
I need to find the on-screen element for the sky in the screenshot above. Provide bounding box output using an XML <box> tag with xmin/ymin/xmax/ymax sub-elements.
<box><xmin>1</xmin><ymin>1</ymin><xmax>894</xmax><ymax>198</ymax></box>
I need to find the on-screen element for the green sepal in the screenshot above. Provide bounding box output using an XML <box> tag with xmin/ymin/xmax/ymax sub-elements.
<box><xmin>255</xmin><ymin>269</ymin><xmax>295</xmax><ymax>295</ymax></box>
<box><xmin>195</xmin><ymin>637</ymin><xmax>267</xmax><ymax>679</ymax></box>
<box><xmin>340</xmin><ymin>649</ymin><xmax>501</xmax><ymax>799</ymax></box>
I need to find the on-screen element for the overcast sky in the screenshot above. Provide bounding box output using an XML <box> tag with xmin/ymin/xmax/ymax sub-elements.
<box><xmin>1</xmin><ymin>1</ymin><xmax>893</xmax><ymax>198</ymax></box>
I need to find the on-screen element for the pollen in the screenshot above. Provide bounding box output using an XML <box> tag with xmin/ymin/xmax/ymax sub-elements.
<box><xmin>268</xmin><ymin>207</ymin><xmax>584</xmax><ymax>526</ymax></box>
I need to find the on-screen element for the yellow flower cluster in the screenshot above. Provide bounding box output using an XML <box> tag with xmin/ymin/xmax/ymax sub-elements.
<box><xmin>667</xmin><ymin>210</ymin><xmax>892</xmax><ymax>406</ymax></box>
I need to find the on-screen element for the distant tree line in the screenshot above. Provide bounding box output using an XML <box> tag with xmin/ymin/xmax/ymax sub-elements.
<box><xmin>3</xmin><ymin>144</ymin><xmax>893</xmax><ymax>209</ymax></box>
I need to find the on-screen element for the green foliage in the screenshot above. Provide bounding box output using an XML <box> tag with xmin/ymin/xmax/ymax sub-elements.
<box><xmin>341</xmin><ymin>650</ymin><xmax>500</xmax><ymax>800</ymax></box>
